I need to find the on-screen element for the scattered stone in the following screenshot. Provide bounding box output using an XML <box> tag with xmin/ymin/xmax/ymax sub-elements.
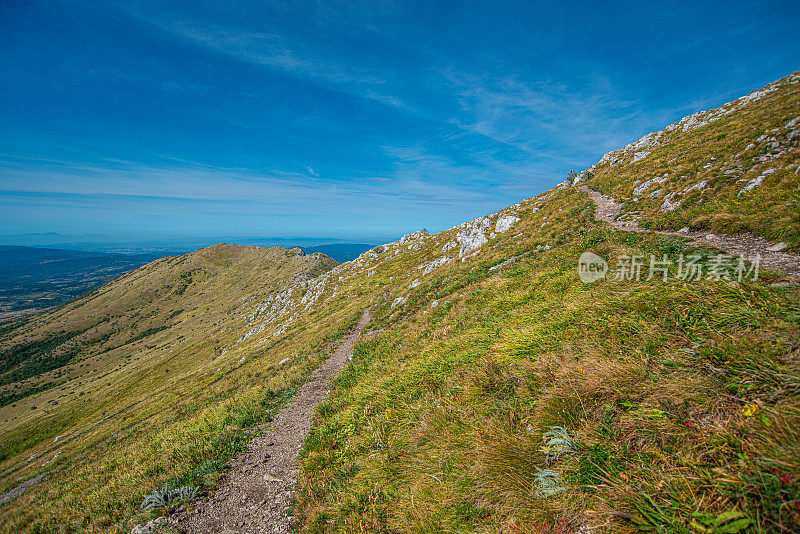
<box><xmin>391</xmin><ymin>296</ymin><xmax>407</xmax><ymax>308</ymax></box>
<box><xmin>633</xmin><ymin>176</ymin><xmax>668</xmax><ymax>197</ymax></box>
<box><xmin>660</xmin><ymin>192</ymin><xmax>680</xmax><ymax>212</ymax></box>
<box><xmin>131</xmin><ymin>517</ymin><xmax>167</xmax><ymax>534</ymax></box>
<box><xmin>399</xmin><ymin>230</ymin><xmax>428</xmax><ymax>244</ymax></box>
<box><xmin>739</xmin><ymin>176</ymin><xmax>764</xmax><ymax>196</ymax></box>
<box><xmin>767</xmin><ymin>242</ymin><xmax>788</xmax><ymax>252</ymax></box>
<box><xmin>684</xmin><ymin>180</ymin><xmax>707</xmax><ymax>193</ymax></box>
<box><xmin>419</xmin><ymin>256</ymin><xmax>452</xmax><ymax>275</ymax></box>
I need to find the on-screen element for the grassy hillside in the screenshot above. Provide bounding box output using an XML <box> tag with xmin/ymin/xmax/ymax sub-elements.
<box><xmin>0</xmin><ymin>72</ymin><xmax>798</xmax><ymax>533</ymax></box>
<box><xmin>0</xmin><ymin>244</ymin><xmax>340</xmax><ymax>532</ymax></box>
<box><xmin>578</xmin><ymin>71</ymin><xmax>800</xmax><ymax>250</ymax></box>
<box><xmin>298</xmin><ymin>196</ymin><xmax>799</xmax><ymax>533</ymax></box>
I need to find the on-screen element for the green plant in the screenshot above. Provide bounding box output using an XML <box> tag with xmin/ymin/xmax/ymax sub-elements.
<box><xmin>540</xmin><ymin>426</ymin><xmax>578</xmax><ymax>462</ymax></box>
<box><xmin>139</xmin><ymin>485</ymin><xmax>198</xmax><ymax>511</ymax></box>
<box><xmin>533</xmin><ymin>468</ymin><xmax>566</xmax><ymax>498</ymax></box>
<box><xmin>689</xmin><ymin>510</ymin><xmax>751</xmax><ymax>534</ymax></box>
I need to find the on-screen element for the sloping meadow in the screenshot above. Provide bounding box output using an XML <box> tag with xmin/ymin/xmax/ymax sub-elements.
<box><xmin>581</xmin><ymin>71</ymin><xmax>800</xmax><ymax>249</ymax></box>
<box><xmin>296</xmin><ymin>190</ymin><xmax>800</xmax><ymax>532</ymax></box>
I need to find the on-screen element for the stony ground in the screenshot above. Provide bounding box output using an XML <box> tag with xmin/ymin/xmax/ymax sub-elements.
<box><xmin>168</xmin><ymin>310</ymin><xmax>371</xmax><ymax>534</ymax></box>
<box><xmin>580</xmin><ymin>185</ymin><xmax>800</xmax><ymax>279</ymax></box>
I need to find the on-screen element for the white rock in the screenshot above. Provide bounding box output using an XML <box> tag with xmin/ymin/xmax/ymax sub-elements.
<box><xmin>685</xmin><ymin>180</ymin><xmax>707</xmax><ymax>193</ymax></box>
<box><xmin>455</xmin><ymin>216</ymin><xmax>491</xmax><ymax>256</ymax></box>
<box><xmin>767</xmin><ymin>242</ymin><xmax>788</xmax><ymax>252</ymax></box>
<box><xmin>738</xmin><ymin>177</ymin><xmax>763</xmax><ymax>196</ymax></box>
<box><xmin>131</xmin><ymin>518</ymin><xmax>167</xmax><ymax>534</ymax></box>
<box><xmin>633</xmin><ymin>176</ymin><xmax>668</xmax><ymax>197</ymax></box>
<box><xmin>660</xmin><ymin>192</ymin><xmax>680</xmax><ymax>212</ymax></box>
<box><xmin>420</xmin><ymin>256</ymin><xmax>452</xmax><ymax>275</ymax></box>
<box><xmin>399</xmin><ymin>230</ymin><xmax>428</xmax><ymax>244</ymax></box>
<box><xmin>495</xmin><ymin>214</ymin><xmax>520</xmax><ymax>233</ymax></box>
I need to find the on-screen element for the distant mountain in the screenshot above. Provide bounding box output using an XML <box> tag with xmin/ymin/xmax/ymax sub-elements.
<box><xmin>300</xmin><ymin>243</ymin><xmax>375</xmax><ymax>262</ymax></box>
<box><xmin>0</xmin><ymin>243</ymin><xmax>375</xmax><ymax>322</ymax></box>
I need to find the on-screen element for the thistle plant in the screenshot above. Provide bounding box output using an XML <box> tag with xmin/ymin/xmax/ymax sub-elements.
<box><xmin>140</xmin><ymin>485</ymin><xmax>199</xmax><ymax>510</ymax></box>
<box><xmin>540</xmin><ymin>426</ymin><xmax>578</xmax><ymax>462</ymax></box>
<box><xmin>533</xmin><ymin>468</ymin><xmax>565</xmax><ymax>498</ymax></box>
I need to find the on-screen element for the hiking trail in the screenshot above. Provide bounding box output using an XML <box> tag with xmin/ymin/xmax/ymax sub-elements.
<box><xmin>169</xmin><ymin>310</ymin><xmax>371</xmax><ymax>534</ymax></box>
<box><xmin>580</xmin><ymin>185</ymin><xmax>800</xmax><ymax>279</ymax></box>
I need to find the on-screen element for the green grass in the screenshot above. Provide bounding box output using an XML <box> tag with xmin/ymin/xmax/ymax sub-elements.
<box><xmin>295</xmin><ymin>186</ymin><xmax>800</xmax><ymax>533</ymax></box>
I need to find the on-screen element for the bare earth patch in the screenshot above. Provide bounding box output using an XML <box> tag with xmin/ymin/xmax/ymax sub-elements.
<box><xmin>580</xmin><ymin>185</ymin><xmax>800</xmax><ymax>278</ymax></box>
<box><xmin>169</xmin><ymin>310</ymin><xmax>371</xmax><ymax>534</ymax></box>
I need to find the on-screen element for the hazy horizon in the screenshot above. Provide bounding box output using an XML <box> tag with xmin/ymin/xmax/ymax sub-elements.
<box><xmin>0</xmin><ymin>233</ymin><xmax>388</xmax><ymax>255</ymax></box>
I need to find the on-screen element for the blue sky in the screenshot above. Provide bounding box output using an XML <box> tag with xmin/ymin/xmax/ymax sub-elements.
<box><xmin>1</xmin><ymin>0</ymin><xmax>799</xmax><ymax>247</ymax></box>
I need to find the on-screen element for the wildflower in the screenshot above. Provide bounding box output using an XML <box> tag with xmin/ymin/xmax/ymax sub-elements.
<box><xmin>742</xmin><ymin>403</ymin><xmax>759</xmax><ymax>416</ymax></box>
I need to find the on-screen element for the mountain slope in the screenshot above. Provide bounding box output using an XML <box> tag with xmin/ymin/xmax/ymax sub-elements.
<box><xmin>575</xmin><ymin>71</ymin><xmax>800</xmax><ymax>250</ymax></box>
<box><xmin>0</xmin><ymin>244</ymin><xmax>339</xmax><ymax>529</ymax></box>
<box><xmin>1</xmin><ymin>71</ymin><xmax>799</xmax><ymax>533</ymax></box>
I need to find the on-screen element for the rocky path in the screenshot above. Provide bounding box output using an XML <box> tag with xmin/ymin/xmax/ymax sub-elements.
<box><xmin>170</xmin><ymin>310</ymin><xmax>371</xmax><ymax>534</ymax></box>
<box><xmin>579</xmin><ymin>186</ymin><xmax>800</xmax><ymax>279</ymax></box>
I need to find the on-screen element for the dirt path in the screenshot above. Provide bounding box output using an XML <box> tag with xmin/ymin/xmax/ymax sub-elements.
<box><xmin>170</xmin><ymin>310</ymin><xmax>371</xmax><ymax>534</ymax></box>
<box><xmin>579</xmin><ymin>186</ymin><xmax>800</xmax><ymax>279</ymax></box>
